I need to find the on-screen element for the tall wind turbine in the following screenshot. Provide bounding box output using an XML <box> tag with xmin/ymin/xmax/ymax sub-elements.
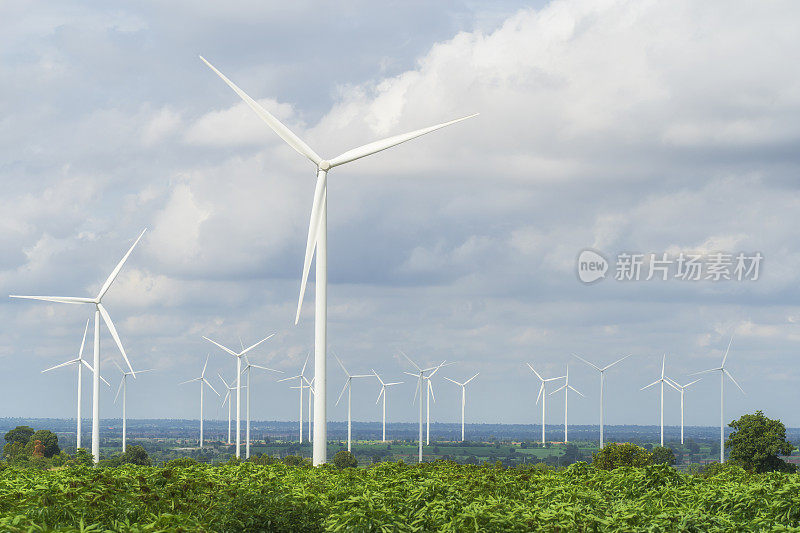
<box><xmin>405</xmin><ymin>361</ymin><xmax>451</xmax><ymax>446</ymax></box>
<box><xmin>372</xmin><ymin>370</ymin><xmax>403</xmax><ymax>442</ymax></box>
<box><xmin>180</xmin><ymin>355</ymin><xmax>220</xmax><ymax>449</ymax></box>
<box><xmin>401</xmin><ymin>351</ymin><xmax>450</xmax><ymax>462</ymax></box>
<box><xmin>640</xmin><ymin>354</ymin><xmax>675</xmax><ymax>447</ymax></box>
<box><xmin>334</xmin><ymin>354</ymin><xmax>371</xmax><ymax>452</ymax></box>
<box><xmin>203</xmin><ymin>333</ymin><xmax>275</xmax><ymax>458</ymax></box>
<box><xmin>526</xmin><ymin>363</ymin><xmax>565</xmax><ymax>445</ymax></box>
<box><xmin>201</xmin><ymin>56</ymin><xmax>477</xmax><ymax>465</ymax></box>
<box><xmin>692</xmin><ymin>336</ymin><xmax>744</xmax><ymax>462</ymax></box>
<box><xmin>665</xmin><ymin>376</ymin><xmax>701</xmax><ymax>445</ymax></box>
<box><xmin>239</xmin><ymin>347</ymin><xmax>282</xmax><ymax>459</ymax></box>
<box><xmin>550</xmin><ymin>364</ymin><xmax>584</xmax><ymax>443</ymax></box>
<box><xmin>11</xmin><ymin>229</ymin><xmax>146</xmax><ymax>463</ymax></box>
<box><xmin>41</xmin><ymin>317</ymin><xmax>109</xmax><ymax>450</ymax></box>
<box><xmin>572</xmin><ymin>353</ymin><xmax>632</xmax><ymax>448</ymax></box>
<box><xmin>278</xmin><ymin>353</ymin><xmax>311</xmax><ymax>443</ymax></box>
<box><xmin>444</xmin><ymin>373</ymin><xmax>479</xmax><ymax>442</ymax></box>
<box><xmin>218</xmin><ymin>373</ymin><xmax>244</xmax><ymax>445</ymax></box>
<box><xmin>113</xmin><ymin>361</ymin><xmax>153</xmax><ymax>454</ymax></box>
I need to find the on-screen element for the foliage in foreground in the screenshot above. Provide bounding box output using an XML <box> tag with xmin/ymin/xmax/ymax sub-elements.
<box><xmin>0</xmin><ymin>460</ymin><xmax>798</xmax><ymax>532</ymax></box>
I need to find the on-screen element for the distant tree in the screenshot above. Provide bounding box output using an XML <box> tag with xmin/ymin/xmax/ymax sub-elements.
<box><xmin>71</xmin><ymin>448</ymin><xmax>94</xmax><ymax>466</ymax></box>
<box><xmin>562</xmin><ymin>444</ymin><xmax>580</xmax><ymax>465</ymax></box>
<box><xmin>165</xmin><ymin>457</ymin><xmax>197</xmax><ymax>468</ymax></box>
<box><xmin>726</xmin><ymin>410</ymin><xmax>797</xmax><ymax>473</ymax></box>
<box><xmin>282</xmin><ymin>455</ymin><xmax>309</xmax><ymax>466</ymax></box>
<box><xmin>4</xmin><ymin>426</ymin><xmax>34</xmax><ymax>446</ymax></box>
<box><xmin>122</xmin><ymin>445</ymin><xmax>151</xmax><ymax>466</ymax></box>
<box><xmin>592</xmin><ymin>443</ymin><xmax>653</xmax><ymax>470</ymax></box>
<box><xmin>651</xmin><ymin>446</ymin><xmax>676</xmax><ymax>466</ymax></box>
<box><xmin>29</xmin><ymin>430</ymin><xmax>60</xmax><ymax>458</ymax></box>
<box><xmin>333</xmin><ymin>450</ymin><xmax>358</xmax><ymax>469</ymax></box>
<box><xmin>3</xmin><ymin>441</ymin><xmax>26</xmax><ymax>460</ymax></box>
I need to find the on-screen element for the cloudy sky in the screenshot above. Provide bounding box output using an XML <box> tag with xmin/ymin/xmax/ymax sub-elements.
<box><xmin>2</xmin><ymin>0</ymin><xmax>799</xmax><ymax>430</ymax></box>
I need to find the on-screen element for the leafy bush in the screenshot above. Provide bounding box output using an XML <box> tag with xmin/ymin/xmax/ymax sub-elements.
<box><xmin>651</xmin><ymin>446</ymin><xmax>676</xmax><ymax>465</ymax></box>
<box><xmin>727</xmin><ymin>410</ymin><xmax>797</xmax><ymax>473</ymax></box>
<box><xmin>592</xmin><ymin>442</ymin><xmax>653</xmax><ymax>470</ymax></box>
<box><xmin>282</xmin><ymin>454</ymin><xmax>310</xmax><ymax>467</ymax></box>
<box><xmin>164</xmin><ymin>457</ymin><xmax>198</xmax><ymax>468</ymax></box>
<box><xmin>332</xmin><ymin>450</ymin><xmax>358</xmax><ymax>469</ymax></box>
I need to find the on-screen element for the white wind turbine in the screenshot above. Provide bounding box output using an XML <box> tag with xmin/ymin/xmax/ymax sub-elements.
<box><xmin>180</xmin><ymin>355</ymin><xmax>220</xmax><ymax>449</ymax></box>
<box><xmin>372</xmin><ymin>370</ymin><xmax>403</xmax><ymax>442</ymax></box>
<box><xmin>334</xmin><ymin>354</ymin><xmax>371</xmax><ymax>452</ymax></box>
<box><xmin>218</xmin><ymin>373</ymin><xmax>244</xmax><ymax>445</ymax></box>
<box><xmin>664</xmin><ymin>376</ymin><xmax>701</xmax><ymax>445</ymax></box>
<box><xmin>278</xmin><ymin>353</ymin><xmax>311</xmax><ymax>443</ymax></box>
<box><xmin>238</xmin><ymin>343</ymin><xmax>282</xmax><ymax>459</ymax></box>
<box><xmin>113</xmin><ymin>361</ymin><xmax>153</xmax><ymax>454</ymax></box>
<box><xmin>201</xmin><ymin>56</ymin><xmax>477</xmax><ymax>465</ymax></box>
<box><xmin>289</xmin><ymin>377</ymin><xmax>316</xmax><ymax>444</ymax></box>
<box><xmin>41</xmin><ymin>317</ymin><xmax>110</xmax><ymax>450</ymax></box>
<box><xmin>640</xmin><ymin>354</ymin><xmax>675</xmax><ymax>447</ymax></box>
<box><xmin>550</xmin><ymin>364</ymin><xmax>584</xmax><ymax>443</ymax></box>
<box><xmin>203</xmin><ymin>334</ymin><xmax>275</xmax><ymax>458</ymax></box>
<box><xmin>526</xmin><ymin>363</ymin><xmax>565</xmax><ymax>445</ymax></box>
<box><xmin>401</xmin><ymin>351</ymin><xmax>450</xmax><ymax>462</ymax></box>
<box><xmin>692</xmin><ymin>335</ymin><xmax>744</xmax><ymax>463</ymax></box>
<box><xmin>572</xmin><ymin>353</ymin><xmax>632</xmax><ymax>448</ymax></box>
<box><xmin>11</xmin><ymin>229</ymin><xmax>146</xmax><ymax>463</ymax></box>
<box><xmin>443</xmin><ymin>373</ymin><xmax>479</xmax><ymax>442</ymax></box>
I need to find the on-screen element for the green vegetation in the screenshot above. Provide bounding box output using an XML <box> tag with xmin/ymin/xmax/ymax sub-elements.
<box><xmin>592</xmin><ymin>442</ymin><xmax>654</xmax><ymax>470</ymax></box>
<box><xmin>0</xmin><ymin>461</ymin><xmax>798</xmax><ymax>531</ymax></box>
<box><xmin>727</xmin><ymin>410</ymin><xmax>797</xmax><ymax>473</ymax></box>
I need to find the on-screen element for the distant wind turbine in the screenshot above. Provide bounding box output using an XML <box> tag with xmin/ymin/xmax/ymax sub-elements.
<box><xmin>180</xmin><ymin>355</ymin><xmax>220</xmax><ymax>449</ymax></box>
<box><xmin>218</xmin><ymin>373</ymin><xmax>245</xmax><ymax>445</ymax></box>
<box><xmin>401</xmin><ymin>351</ymin><xmax>450</xmax><ymax>462</ymax></box>
<box><xmin>334</xmin><ymin>354</ymin><xmax>371</xmax><ymax>452</ymax></box>
<box><xmin>550</xmin><ymin>364</ymin><xmax>584</xmax><ymax>443</ymax></box>
<box><xmin>278</xmin><ymin>353</ymin><xmax>311</xmax><ymax>443</ymax></box>
<box><xmin>572</xmin><ymin>353</ymin><xmax>632</xmax><ymax>448</ymax></box>
<box><xmin>113</xmin><ymin>361</ymin><xmax>153</xmax><ymax>453</ymax></box>
<box><xmin>203</xmin><ymin>333</ymin><xmax>275</xmax><ymax>458</ymax></box>
<box><xmin>526</xmin><ymin>363</ymin><xmax>565</xmax><ymax>445</ymax></box>
<box><xmin>41</xmin><ymin>317</ymin><xmax>110</xmax><ymax>450</ymax></box>
<box><xmin>372</xmin><ymin>370</ymin><xmax>403</xmax><ymax>442</ymax></box>
<box><xmin>201</xmin><ymin>56</ymin><xmax>477</xmax><ymax>465</ymax></box>
<box><xmin>444</xmin><ymin>373</ymin><xmax>479</xmax><ymax>442</ymax></box>
<box><xmin>11</xmin><ymin>229</ymin><xmax>147</xmax><ymax>463</ymax></box>
<box><xmin>238</xmin><ymin>339</ymin><xmax>282</xmax><ymax>459</ymax></box>
<box><xmin>664</xmin><ymin>376</ymin><xmax>701</xmax><ymax>444</ymax></box>
<box><xmin>692</xmin><ymin>335</ymin><xmax>744</xmax><ymax>462</ymax></box>
<box><xmin>640</xmin><ymin>354</ymin><xmax>674</xmax><ymax>447</ymax></box>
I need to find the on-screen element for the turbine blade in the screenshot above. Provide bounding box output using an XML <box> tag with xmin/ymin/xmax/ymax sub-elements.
<box><xmin>80</xmin><ymin>360</ymin><xmax>111</xmax><ymax>386</ymax></box>
<box><xmin>241</xmin><ymin>333</ymin><xmax>275</xmax><ymax>355</ymax></box>
<box><xmin>328</xmin><ymin>114</ymin><xmax>479</xmax><ymax>167</ymax></box>
<box><xmin>217</xmin><ymin>373</ymin><xmax>230</xmax><ymax>388</ymax></box>
<box><xmin>549</xmin><ymin>384</ymin><xmax>566</xmax><ymax>395</ymax></box>
<box><xmin>640</xmin><ymin>379</ymin><xmax>660</xmax><ymax>391</ymax></box>
<box><xmin>386</xmin><ymin>382</ymin><xmax>403</xmax><ymax>386</ymax></box>
<box><xmin>112</xmin><ymin>359</ymin><xmax>124</xmax><ymax>374</ymax></box>
<box><xmin>203</xmin><ymin>378</ymin><xmax>221</xmax><ymax>396</ymax></box>
<box><xmin>199</xmin><ymin>56</ymin><xmax>322</xmax><ymax>165</ymax></box>
<box><xmin>250</xmin><ymin>364</ymin><xmax>282</xmax><ymax>373</ymax></box>
<box><xmin>724</xmin><ymin>369</ymin><xmax>745</xmax><ymax>394</ymax></box>
<box><xmin>202</xmin><ymin>354</ymin><xmax>210</xmax><ymax>378</ymax></box>
<box><xmin>97</xmin><ymin>304</ymin><xmax>134</xmax><ymax>376</ymax></box>
<box><xmin>78</xmin><ymin>317</ymin><xmax>90</xmax><ymax>360</ymax></box>
<box><xmin>428</xmin><ymin>380</ymin><xmax>436</xmax><ymax>403</ymax></box>
<box><xmin>684</xmin><ymin>378</ymin><xmax>702</xmax><ymax>388</ymax></box>
<box><xmin>278</xmin><ymin>374</ymin><xmax>302</xmax><ymax>382</ymax></box>
<box><xmin>399</xmin><ymin>350</ymin><xmax>421</xmax><ymax>372</ymax></box>
<box><xmin>690</xmin><ymin>368</ymin><xmax>720</xmax><ymax>376</ymax></box>
<box><xmin>371</xmin><ymin>369</ymin><xmax>385</xmax><ymax>386</ymax></box>
<box><xmin>336</xmin><ymin>380</ymin><xmax>349</xmax><ymax>406</ymax></box>
<box><xmin>569</xmin><ymin>385</ymin><xmax>585</xmax><ymax>398</ymax></box>
<box><xmin>572</xmin><ymin>354</ymin><xmax>600</xmax><ymax>372</ymax></box>
<box><xmin>413</xmin><ymin>377</ymin><xmax>420</xmax><ymax>404</ymax></box>
<box><xmin>603</xmin><ymin>354</ymin><xmax>633</xmax><ymax>371</ymax></box>
<box><xmin>535</xmin><ymin>383</ymin><xmax>544</xmax><ymax>405</ymax></box>
<box><xmin>294</xmin><ymin>175</ymin><xmax>328</xmax><ymax>326</ymax></box>
<box><xmin>722</xmin><ymin>334</ymin><xmax>734</xmax><ymax>367</ymax></box>
<box><xmin>443</xmin><ymin>377</ymin><xmax>460</xmax><ymax>385</ymax></box>
<box><xmin>464</xmin><ymin>373</ymin><xmax>480</xmax><ymax>385</ymax></box>
<box><xmin>663</xmin><ymin>378</ymin><xmax>681</xmax><ymax>392</ymax></box>
<box><xmin>180</xmin><ymin>378</ymin><xmax>201</xmax><ymax>385</ymax></box>
<box><xmin>42</xmin><ymin>359</ymin><xmax>78</xmax><ymax>373</ymax></box>
<box><xmin>9</xmin><ymin>295</ymin><xmax>94</xmax><ymax>304</ymax></box>
<box><xmin>376</xmin><ymin>387</ymin><xmax>384</xmax><ymax>405</ymax></box>
<box><xmin>97</xmin><ymin>229</ymin><xmax>146</xmax><ymax>300</ymax></box>
<box><xmin>661</xmin><ymin>354</ymin><xmax>666</xmax><ymax>378</ymax></box>
<box><xmin>300</xmin><ymin>352</ymin><xmax>310</xmax><ymax>376</ymax></box>
<box><xmin>202</xmin><ymin>336</ymin><xmax>238</xmax><ymax>357</ymax></box>
<box><xmin>114</xmin><ymin>378</ymin><xmax>124</xmax><ymax>404</ymax></box>
<box><xmin>526</xmin><ymin>362</ymin><xmax>543</xmax><ymax>381</ymax></box>
<box><xmin>334</xmin><ymin>353</ymin><xmax>349</xmax><ymax>376</ymax></box>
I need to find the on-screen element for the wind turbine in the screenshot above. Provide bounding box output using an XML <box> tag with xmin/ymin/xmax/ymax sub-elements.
<box><xmin>692</xmin><ymin>335</ymin><xmax>744</xmax><ymax>462</ymax></box>
<box><xmin>372</xmin><ymin>370</ymin><xmax>403</xmax><ymax>442</ymax></box>
<box><xmin>334</xmin><ymin>354</ymin><xmax>371</xmax><ymax>452</ymax></box>
<box><xmin>572</xmin><ymin>353</ymin><xmax>632</xmax><ymax>448</ymax></box>
<box><xmin>526</xmin><ymin>363</ymin><xmax>565</xmax><ymax>445</ymax></box>
<box><xmin>11</xmin><ymin>228</ymin><xmax>146</xmax><ymax>463</ymax></box>
<box><xmin>238</xmin><ymin>343</ymin><xmax>282</xmax><ymax>459</ymax></box>
<box><xmin>203</xmin><ymin>333</ymin><xmax>275</xmax><ymax>458</ymax></box>
<box><xmin>640</xmin><ymin>354</ymin><xmax>675</xmax><ymax>447</ymax></box>
<box><xmin>113</xmin><ymin>361</ymin><xmax>154</xmax><ymax>454</ymax></box>
<box><xmin>41</xmin><ymin>317</ymin><xmax>110</xmax><ymax>450</ymax></box>
<box><xmin>218</xmin><ymin>373</ymin><xmax>244</xmax><ymax>445</ymax></box>
<box><xmin>278</xmin><ymin>353</ymin><xmax>311</xmax><ymax>443</ymax></box>
<box><xmin>664</xmin><ymin>376</ymin><xmax>701</xmax><ymax>445</ymax></box>
<box><xmin>443</xmin><ymin>373</ymin><xmax>479</xmax><ymax>442</ymax></box>
<box><xmin>550</xmin><ymin>364</ymin><xmax>584</xmax><ymax>443</ymax></box>
<box><xmin>180</xmin><ymin>355</ymin><xmax>220</xmax><ymax>449</ymax></box>
<box><xmin>201</xmin><ymin>56</ymin><xmax>477</xmax><ymax>465</ymax></box>
<box><xmin>401</xmin><ymin>351</ymin><xmax>450</xmax><ymax>462</ymax></box>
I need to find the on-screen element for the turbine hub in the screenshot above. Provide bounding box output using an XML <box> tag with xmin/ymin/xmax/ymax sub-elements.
<box><xmin>319</xmin><ymin>160</ymin><xmax>331</xmax><ymax>171</ymax></box>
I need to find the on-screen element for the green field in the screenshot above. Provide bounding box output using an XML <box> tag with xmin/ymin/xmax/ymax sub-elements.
<box><xmin>1</xmin><ymin>461</ymin><xmax>798</xmax><ymax>531</ymax></box>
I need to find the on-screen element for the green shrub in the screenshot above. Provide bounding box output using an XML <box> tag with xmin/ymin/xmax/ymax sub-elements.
<box><xmin>333</xmin><ymin>450</ymin><xmax>358</xmax><ymax>469</ymax></box>
<box><xmin>651</xmin><ymin>446</ymin><xmax>676</xmax><ymax>465</ymax></box>
<box><xmin>592</xmin><ymin>442</ymin><xmax>653</xmax><ymax>470</ymax></box>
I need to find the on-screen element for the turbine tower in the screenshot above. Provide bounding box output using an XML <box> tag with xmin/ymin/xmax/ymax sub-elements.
<box><xmin>201</xmin><ymin>56</ymin><xmax>477</xmax><ymax>465</ymax></box>
<box><xmin>334</xmin><ymin>354</ymin><xmax>371</xmax><ymax>452</ymax></box>
<box><xmin>692</xmin><ymin>335</ymin><xmax>744</xmax><ymax>462</ymax></box>
<box><xmin>41</xmin><ymin>317</ymin><xmax>109</xmax><ymax>450</ymax></box>
<box><xmin>640</xmin><ymin>354</ymin><xmax>674</xmax><ymax>447</ymax></box>
<box><xmin>372</xmin><ymin>370</ymin><xmax>403</xmax><ymax>442</ymax></box>
<box><xmin>550</xmin><ymin>364</ymin><xmax>584</xmax><ymax>443</ymax></box>
<box><xmin>401</xmin><ymin>351</ymin><xmax>450</xmax><ymax>463</ymax></box>
<box><xmin>665</xmin><ymin>376</ymin><xmax>701</xmax><ymax>444</ymax></box>
<box><xmin>443</xmin><ymin>373</ymin><xmax>479</xmax><ymax>442</ymax></box>
<box><xmin>180</xmin><ymin>355</ymin><xmax>220</xmax><ymax>449</ymax></box>
<box><xmin>11</xmin><ymin>229</ymin><xmax>146</xmax><ymax>463</ymax></box>
<box><xmin>218</xmin><ymin>373</ymin><xmax>244</xmax><ymax>445</ymax></box>
<box><xmin>278</xmin><ymin>353</ymin><xmax>311</xmax><ymax>443</ymax></box>
<box><xmin>203</xmin><ymin>333</ymin><xmax>275</xmax><ymax>458</ymax></box>
<box><xmin>113</xmin><ymin>361</ymin><xmax>153</xmax><ymax>453</ymax></box>
<box><xmin>572</xmin><ymin>353</ymin><xmax>632</xmax><ymax>448</ymax></box>
<box><xmin>526</xmin><ymin>363</ymin><xmax>565</xmax><ymax>445</ymax></box>
<box><xmin>238</xmin><ymin>345</ymin><xmax>282</xmax><ymax>459</ymax></box>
